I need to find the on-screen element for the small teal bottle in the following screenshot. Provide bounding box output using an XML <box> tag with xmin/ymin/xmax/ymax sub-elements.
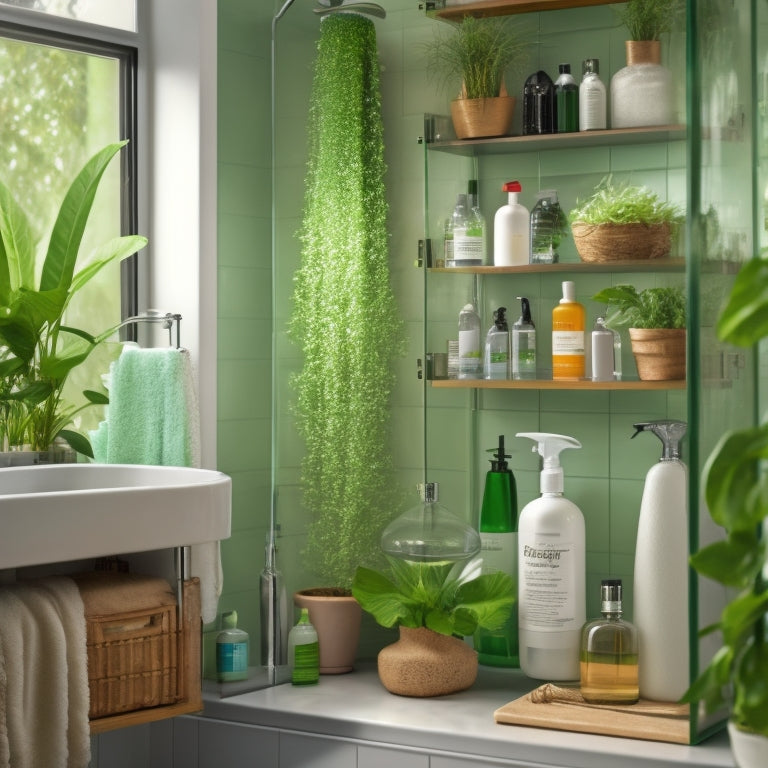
<box><xmin>216</xmin><ymin>610</ymin><xmax>249</xmax><ymax>682</ymax></box>
<box><xmin>475</xmin><ymin>435</ymin><xmax>519</xmax><ymax>667</ymax></box>
<box><xmin>288</xmin><ymin>608</ymin><xmax>319</xmax><ymax>685</ymax></box>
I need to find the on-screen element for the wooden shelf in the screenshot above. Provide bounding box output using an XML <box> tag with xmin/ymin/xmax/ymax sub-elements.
<box><xmin>429</xmin><ymin>377</ymin><xmax>686</xmax><ymax>390</ymax></box>
<box><xmin>429</xmin><ymin>259</ymin><xmax>686</xmax><ymax>274</ymax></box>
<box><xmin>431</xmin><ymin>0</ymin><xmax>616</xmax><ymax>20</ymax></box>
<box><xmin>427</xmin><ymin>125</ymin><xmax>687</xmax><ymax>156</ymax></box>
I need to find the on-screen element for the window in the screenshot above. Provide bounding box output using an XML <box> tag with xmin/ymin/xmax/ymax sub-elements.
<box><xmin>0</xmin><ymin>9</ymin><xmax>137</xmax><ymax>431</ymax></box>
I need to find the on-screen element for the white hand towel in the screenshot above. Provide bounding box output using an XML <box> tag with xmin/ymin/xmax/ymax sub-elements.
<box><xmin>0</xmin><ymin>577</ymin><xmax>90</xmax><ymax>768</ymax></box>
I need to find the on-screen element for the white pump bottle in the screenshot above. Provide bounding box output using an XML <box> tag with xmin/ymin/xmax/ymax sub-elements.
<box><xmin>632</xmin><ymin>421</ymin><xmax>689</xmax><ymax>701</ymax></box>
<box><xmin>494</xmin><ymin>181</ymin><xmax>530</xmax><ymax>266</ymax></box>
<box><xmin>516</xmin><ymin>432</ymin><xmax>585</xmax><ymax>681</ymax></box>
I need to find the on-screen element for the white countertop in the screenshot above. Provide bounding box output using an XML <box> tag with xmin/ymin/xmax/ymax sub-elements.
<box><xmin>201</xmin><ymin>664</ymin><xmax>735</xmax><ymax>768</ymax></box>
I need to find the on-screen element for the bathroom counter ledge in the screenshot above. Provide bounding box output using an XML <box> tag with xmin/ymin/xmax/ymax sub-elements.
<box><xmin>200</xmin><ymin>664</ymin><xmax>734</xmax><ymax>768</ymax></box>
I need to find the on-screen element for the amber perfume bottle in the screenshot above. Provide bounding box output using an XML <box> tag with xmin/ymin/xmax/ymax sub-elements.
<box><xmin>580</xmin><ymin>579</ymin><xmax>639</xmax><ymax>704</ymax></box>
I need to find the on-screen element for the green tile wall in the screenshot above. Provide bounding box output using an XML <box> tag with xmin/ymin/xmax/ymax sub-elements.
<box><xmin>217</xmin><ymin>0</ymin><xmax>690</xmax><ymax>663</ymax></box>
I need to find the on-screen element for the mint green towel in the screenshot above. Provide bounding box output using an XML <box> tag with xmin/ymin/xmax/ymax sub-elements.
<box><xmin>94</xmin><ymin>346</ymin><xmax>200</xmax><ymax>467</ymax></box>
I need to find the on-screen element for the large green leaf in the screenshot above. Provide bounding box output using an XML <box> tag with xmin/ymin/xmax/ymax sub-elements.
<box><xmin>0</xmin><ymin>286</ymin><xmax>69</xmax><ymax>362</ymax></box>
<box><xmin>689</xmin><ymin>532</ymin><xmax>764</xmax><ymax>589</ymax></box>
<box><xmin>38</xmin><ymin>327</ymin><xmax>97</xmax><ymax>380</ymax></box>
<box><xmin>716</xmin><ymin>257</ymin><xmax>768</xmax><ymax>347</ymax></box>
<box><xmin>0</xmin><ymin>177</ymin><xmax>36</xmax><ymax>300</ymax></box>
<box><xmin>40</xmin><ymin>141</ymin><xmax>127</xmax><ymax>293</ymax></box>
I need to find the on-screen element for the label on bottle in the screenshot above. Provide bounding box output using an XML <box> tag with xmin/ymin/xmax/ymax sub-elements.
<box><xmin>453</xmin><ymin>232</ymin><xmax>484</xmax><ymax>265</ymax></box>
<box><xmin>458</xmin><ymin>329</ymin><xmax>481</xmax><ymax>373</ymax></box>
<box><xmin>217</xmin><ymin>641</ymin><xmax>248</xmax><ymax>674</ymax></box>
<box><xmin>292</xmin><ymin>640</ymin><xmax>319</xmax><ymax>685</ymax></box>
<box><xmin>480</xmin><ymin>531</ymin><xmax>517</xmax><ymax>577</ymax></box>
<box><xmin>519</xmin><ymin>536</ymin><xmax>579</xmax><ymax>632</ymax></box>
<box><xmin>552</xmin><ymin>330</ymin><xmax>584</xmax><ymax>355</ymax></box>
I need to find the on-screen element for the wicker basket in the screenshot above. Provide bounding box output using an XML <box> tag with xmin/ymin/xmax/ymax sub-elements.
<box><xmin>571</xmin><ymin>222</ymin><xmax>671</xmax><ymax>263</ymax></box>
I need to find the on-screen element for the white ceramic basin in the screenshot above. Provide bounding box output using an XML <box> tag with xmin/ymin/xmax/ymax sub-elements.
<box><xmin>0</xmin><ymin>464</ymin><xmax>231</xmax><ymax>569</ymax></box>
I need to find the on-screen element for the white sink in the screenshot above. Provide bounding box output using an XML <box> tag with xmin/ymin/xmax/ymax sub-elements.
<box><xmin>0</xmin><ymin>464</ymin><xmax>231</xmax><ymax>569</ymax></box>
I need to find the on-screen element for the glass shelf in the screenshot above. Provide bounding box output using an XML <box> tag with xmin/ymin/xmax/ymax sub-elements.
<box><xmin>429</xmin><ymin>0</ymin><xmax>617</xmax><ymax>20</ymax></box>
<box><xmin>427</xmin><ymin>125</ymin><xmax>687</xmax><ymax>157</ymax></box>
<box><xmin>429</xmin><ymin>377</ymin><xmax>686</xmax><ymax>390</ymax></box>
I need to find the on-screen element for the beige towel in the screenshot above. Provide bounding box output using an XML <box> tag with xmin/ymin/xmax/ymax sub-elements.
<box><xmin>0</xmin><ymin>577</ymin><xmax>90</xmax><ymax>768</ymax></box>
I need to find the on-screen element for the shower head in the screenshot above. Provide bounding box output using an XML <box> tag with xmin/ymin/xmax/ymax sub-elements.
<box><xmin>314</xmin><ymin>0</ymin><xmax>386</xmax><ymax>20</ymax></box>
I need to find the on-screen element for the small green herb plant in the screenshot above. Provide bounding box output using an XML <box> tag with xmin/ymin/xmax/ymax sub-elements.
<box><xmin>425</xmin><ymin>16</ymin><xmax>528</xmax><ymax>100</ymax></box>
<box><xmin>591</xmin><ymin>284</ymin><xmax>686</xmax><ymax>329</ymax></box>
<box><xmin>681</xmin><ymin>255</ymin><xmax>768</xmax><ymax>738</ymax></box>
<box><xmin>569</xmin><ymin>179</ymin><xmax>682</xmax><ymax>227</ymax></box>
<box><xmin>352</xmin><ymin>556</ymin><xmax>514</xmax><ymax>638</ymax></box>
<box><xmin>615</xmin><ymin>0</ymin><xmax>685</xmax><ymax>41</ymax></box>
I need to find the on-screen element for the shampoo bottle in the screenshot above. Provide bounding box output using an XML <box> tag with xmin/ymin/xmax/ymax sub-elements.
<box><xmin>458</xmin><ymin>303</ymin><xmax>482</xmax><ymax>378</ymax></box>
<box><xmin>512</xmin><ymin>297</ymin><xmax>536</xmax><ymax>380</ymax></box>
<box><xmin>484</xmin><ymin>307</ymin><xmax>510</xmax><ymax>380</ymax></box>
<box><xmin>631</xmin><ymin>420</ymin><xmax>689</xmax><ymax>701</ymax></box>
<box><xmin>516</xmin><ymin>432</ymin><xmax>585</xmax><ymax>681</ymax></box>
<box><xmin>288</xmin><ymin>607</ymin><xmax>319</xmax><ymax>686</ymax></box>
<box><xmin>579</xmin><ymin>58</ymin><xmax>607</xmax><ymax>131</ymax></box>
<box><xmin>494</xmin><ymin>181</ymin><xmax>530</xmax><ymax>266</ymax></box>
<box><xmin>555</xmin><ymin>63</ymin><xmax>579</xmax><ymax>133</ymax></box>
<box><xmin>216</xmin><ymin>610</ymin><xmax>249</xmax><ymax>682</ymax></box>
<box><xmin>476</xmin><ymin>435</ymin><xmax>519</xmax><ymax>667</ymax></box>
<box><xmin>552</xmin><ymin>281</ymin><xmax>586</xmax><ymax>379</ymax></box>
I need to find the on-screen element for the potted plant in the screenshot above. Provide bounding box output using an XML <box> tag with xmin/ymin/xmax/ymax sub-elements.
<box><xmin>352</xmin><ymin>556</ymin><xmax>514</xmax><ymax>697</ymax></box>
<box><xmin>425</xmin><ymin>15</ymin><xmax>527</xmax><ymax>139</ymax></box>
<box><xmin>681</xmin><ymin>256</ymin><xmax>768</xmax><ymax>768</ymax></box>
<box><xmin>591</xmin><ymin>283</ymin><xmax>686</xmax><ymax>381</ymax></box>
<box><xmin>611</xmin><ymin>0</ymin><xmax>685</xmax><ymax>127</ymax></box>
<box><xmin>569</xmin><ymin>179</ymin><xmax>682</xmax><ymax>263</ymax></box>
<box><xmin>0</xmin><ymin>141</ymin><xmax>147</xmax><ymax>458</ymax></box>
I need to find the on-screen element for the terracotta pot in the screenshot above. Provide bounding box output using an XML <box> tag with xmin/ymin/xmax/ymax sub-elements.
<box><xmin>450</xmin><ymin>96</ymin><xmax>515</xmax><ymax>139</ymax></box>
<box><xmin>377</xmin><ymin>626</ymin><xmax>478</xmax><ymax>697</ymax></box>
<box><xmin>728</xmin><ymin>721</ymin><xmax>768</xmax><ymax>768</ymax></box>
<box><xmin>629</xmin><ymin>328</ymin><xmax>686</xmax><ymax>381</ymax></box>
<box><xmin>293</xmin><ymin>588</ymin><xmax>361</xmax><ymax>674</ymax></box>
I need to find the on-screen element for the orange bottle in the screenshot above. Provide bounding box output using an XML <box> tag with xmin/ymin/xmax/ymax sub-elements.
<box><xmin>552</xmin><ymin>281</ymin><xmax>586</xmax><ymax>379</ymax></box>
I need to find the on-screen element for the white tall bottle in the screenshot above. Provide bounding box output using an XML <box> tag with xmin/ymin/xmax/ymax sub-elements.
<box><xmin>516</xmin><ymin>432</ymin><xmax>585</xmax><ymax>680</ymax></box>
<box><xmin>632</xmin><ymin>420</ymin><xmax>689</xmax><ymax>701</ymax></box>
<box><xmin>494</xmin><ymin>180</ymin><xmax>530</xmax><ymax>266</ymax></box>
<box><xmin>579</xmin><ymin>58</ymin><xmax>607</xmax><ymax>131</ymax></box>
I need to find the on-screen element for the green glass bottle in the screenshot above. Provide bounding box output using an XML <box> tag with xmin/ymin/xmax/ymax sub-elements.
<box><xmin>475</xmin><ymin>435</ymin><xmax>519</xmax><ymax>667</ymax></box>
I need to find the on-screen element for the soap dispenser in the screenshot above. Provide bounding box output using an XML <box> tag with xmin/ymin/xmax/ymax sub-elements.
<box><xmin>631</xmin><ymin>420</ymin><xmax>689</xmax><ymax>702</ymax></box>
<box><xmin>493</xmin><ymin>181</ymin><xmax>530</xmax><ymax>266</ymax></box>
<box><xmin>516</xmin><ymin>432</ymin><xmax>585</xmax><ymax>681</ymax></box>
<box><xmin>476</xmin><ymin>435</ymin><xmax>519</xmax><ymax>668</ymax></box>
<box><xmin>484</xmin><ymin>307</ymin><xmax>510</xmax><ymax>380</ymax></box>
<box><xmin>512</xmin><ymin>297</ymin><xmax>536</xmax><ymax>380</ymax></box>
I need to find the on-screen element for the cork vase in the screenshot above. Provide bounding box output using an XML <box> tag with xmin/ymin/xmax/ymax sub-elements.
<box><xmin>377</xmin><ymin>626</ymin><xmax>478</xmax><ymax>697</ymax></box>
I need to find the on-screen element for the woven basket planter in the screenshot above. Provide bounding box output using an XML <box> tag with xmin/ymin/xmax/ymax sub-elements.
<box><xmin>572</xmin><ymin>222</ymin><xmax>671</xmax><ymax>263</ymax></box>
<box><xmin>629</xmin><ymin>328</ymin><xmax>686</xmax><ymax>381</ymax></box>
<box><xmin>451</xmin><ymin>95</ymin><xmax>515</xmax><ymax>139</ymax></box>
<box><xmin>378</xmin><ymin>626</ymin><xmax>478</xmax><ymax>697</ymax></box>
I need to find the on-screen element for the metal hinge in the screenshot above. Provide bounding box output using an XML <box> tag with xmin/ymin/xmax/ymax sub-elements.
<box><xmin>416</xmin><ymin>358</ymin><xmax>423</xmax><ymax>380</ymax></box>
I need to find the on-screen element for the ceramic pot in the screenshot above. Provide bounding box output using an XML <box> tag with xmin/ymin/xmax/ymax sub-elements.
<box><xmin>377</xmin><ymin>626</ymin><xmax>478</xmax><ymax>697</ymax></box>
<box><xmin>629</xmin><ymin>328</ymin><xmax>686</xmax><ymax>381</ymax></box>
<box><xmin>728</xmin><ymin>721</ymin><xmax>768</xmax><ymax>768</ymax></box>
<box><xmin>611</xmin><ymin>40</ymin><xmax>674</xmax><ymax>128</ymax></box>
<box><xmin>293</xmin><ymin>589</ymin><xmax>361</xmax><ymax>674</ymax></box>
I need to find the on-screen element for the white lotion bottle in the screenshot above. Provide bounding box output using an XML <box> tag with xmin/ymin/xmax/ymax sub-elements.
<box><xmin>494</xmin><ymin>180</ymin><xmax>530</xmax><ymax>266</ymax></box>
<box><xmin>631</xmin><ymin>420</ymin><xmax>689</xmax><ymax>701</ymax></box>
<box><xmin>516</xmin><ymin>432</ymin><xmax>585</xmax><ymax>681</ymax></box>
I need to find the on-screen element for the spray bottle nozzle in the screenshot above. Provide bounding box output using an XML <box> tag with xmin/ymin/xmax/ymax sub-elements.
<box><xmin>516</xmin><ymin>296</ymin><xmax>534</xmax><ymax>326</ymax></box>
<box><xmin>493</xmin><ymin>306</ymin><xmax>508</xmax><ymax>330</ymax></box>
<box><xmin>487</xmin><ymin>435</ymin><xmax>511</xmax><ymax>470</ymax></box>
<box><xmin>631</xmin><ymin>420</ymin><xmax>687</xmax><ymax>460</ymax></box>
<box><xmin>516</xmin><ymin>432</ymin><xmax>581</xmax><ymax>494</ymax></box>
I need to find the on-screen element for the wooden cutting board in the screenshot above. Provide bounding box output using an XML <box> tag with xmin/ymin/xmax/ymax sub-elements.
<box><xmin>494</xmin><ymin>684</ymin><xmax>691</xmax><ymax>744</ymax></box>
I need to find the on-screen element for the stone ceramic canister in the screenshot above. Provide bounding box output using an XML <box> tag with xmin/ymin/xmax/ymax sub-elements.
<box><xmin>611</xmin><ymin>40</ymin><xmax>674</xmax><ymax>128</ymax></box>
<box><xmin>377</xmin><ymin>626</ymin><xmax>478</xmax><ymax>697</ymax></box>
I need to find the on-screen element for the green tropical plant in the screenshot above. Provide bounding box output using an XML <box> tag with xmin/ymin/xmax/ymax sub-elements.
<box><xmin>0</xmin><ymin>141</ymin><xmax>147</xmax><ymax>455</ymax></box>
<box><xmin>425</xmin><ymin>15</ymin><xmax>528</xmax><ymax>100</ymax></box>
<box><xmin>681</xmin><ymin>255</ymin><xmax>768</xmax><ymax>738</ymax></box>
<box><xmin>615</xmin><ymin>0</ymin><xmax>685</xmax><ymax>41</ymax></box>
<box><xmin>569</xmin><ymin>179</ymin><xmax>682</xmax><ymax>227</ymax></box>
<box><xmin>352</xmin><ymin>556</ymin><xmax>514</xmax><ymax>638</ymax></box>
<box><xmin>592</xmin><ymin>284</ymin><xmax>686</xmax><ymax>329</ymax></box>
<box><xmin>288</xmin><ymin>14</ymin><xmax>405</xmax><ymax>589</ymax></box>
